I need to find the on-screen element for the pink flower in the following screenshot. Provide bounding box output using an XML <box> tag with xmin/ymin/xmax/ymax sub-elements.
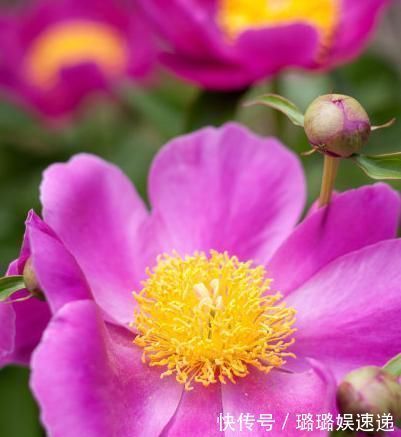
<box><xmin>141</xmin><ymin>0</ymin><xmax>389</xmax><ymax>89</ymax></box>
<box><xmin>0</xmin><ymin>0</ymin><xmax>155</xmax><ymax>119</ymax></box>
<box><xmin>1</xmin><ymin>123</ymin><xmax>401</xmax><ymax>435</ymax></box>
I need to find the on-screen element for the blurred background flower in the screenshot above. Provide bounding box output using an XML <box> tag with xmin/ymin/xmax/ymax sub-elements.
<box><xmin>0</xmin><ymin>0</ymin><xmax>401</xmax><ymax>436</ymax></box>
<box><xmin>142</xmin><ymin>0</ymin><xmax>389</xmax><ymax>89</ymax></box>
<box><xmin>0</xmin><ymin>0</ymin><xmax>155</xmax><ymax>119</ymax></box>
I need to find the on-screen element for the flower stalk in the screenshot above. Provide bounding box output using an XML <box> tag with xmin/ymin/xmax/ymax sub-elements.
<box><xmin>319</xmin><ymin>156</ymin><xmax>340</xmax><ymax>207</ymax></box>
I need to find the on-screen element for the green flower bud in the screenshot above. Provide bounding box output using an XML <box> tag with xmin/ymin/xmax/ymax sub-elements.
<box><xmin>337</xmin><ymin>366</ymin><xmax>401</xmax><ymax>425</ymax></box>
<box><xmin>304</xmin><ymin>94</ymin><xmax>371</xmax><ymax>158</ymax></box>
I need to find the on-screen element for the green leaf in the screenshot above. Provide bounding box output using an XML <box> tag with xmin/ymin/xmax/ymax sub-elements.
<box><xmin>186</xmin><ymin>88</ymin><xmax>249</xmax><ymax>132</ymax></box>
<box><xmin>384</xmin><ymin>353</ymin><xmax>401</xmax><ymax>377</ymax></box>
<box><xmin>244</xmin><ymin>93</ymin><xmax>305</xmax><ymax>127</ymax></box>
<box><xmin>0</xmin><ymin>276</ymin><xmax>26</xmax><ymax>302</ymax></box>
<box><xmin>352</xmin><ymin>153</ymin><xmax>401</xmax><ymax>180</ymax></box>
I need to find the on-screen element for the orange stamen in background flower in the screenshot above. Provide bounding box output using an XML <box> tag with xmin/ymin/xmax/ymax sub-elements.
<box><xmin>133</xmin><ymin>251</ymin><xmax>296</xmax><ymax>390</ymax></box>
<box><xmin>24</xmin><ymin>20</ymin><xmax>128</xmax><ymax>89</ymax></box>
<box><xmin>217</xmin><ymin>0</ymin><xmax>340</xmax><ymax>54</ymax></box>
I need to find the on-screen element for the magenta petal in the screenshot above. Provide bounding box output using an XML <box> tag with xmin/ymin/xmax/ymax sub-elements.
<box><xmin>328</xmin><ymin>0</ymin><xmax>389</xmax><ymax>67</ymax></box>
<box><xmin>27</xmin><ymin>210</ymin><xmax>92</xmax><ymax>313</ymax></box>
<box><xmin>0</xmin><ymin>215</ymin><xmax>51</xmax><ymax>367</ymax></box>
<box><xmin>31</xmin><ymin>300</ymin><xmax>182</xmax><ymax>437</ymax></box>
<box><xmin>0</xmin><ymin>304</ymin><xmax>15</xmax><ymax>366</ymax></box>
<box><xmin>145</xmin><ymin>123</ymin><xmax>305</xmax><ymax>268</ymax></box>
<box><xmin>1</xmin><ymin>209</ymin><xmax>93</xmax><ymax>366</ymax></box>
<box><xmin>160</xmin><ymin>54</ymin><xmax>255</xmax><ymax>91</ymax></box>
<box><xmin>1</xmin><ymin>280</ymin><xmax>51</xmax><ymax>366</ymax></box>
<box><xmin>3</xmin><ymin>290</ymin><xmax>50</xmax><ymax>368</ymax></box>
<box><xmin>161</xmin><ymin>24</ymin><xmax>319</xmax><ymax>90</ymax></box>
<box><xmin>1</xmin><ymin>260</ymin><xmax>18</xmax><ymax>364</ymax></box>
<box><xmin>269</xmin><ymin>184</ymin><xmax>400</xmax><ymax>295</ymax></box>
<box><xmin>234</xmin><ymin>24</ymin><xmax>319</xmax><ymax>77</ymax></box>
<box><xmin>221</xmin><ymin>361</ymin><xmax>336</xmax><ymax>436</ymax></box>
<box><xmin>40</xmin><ymin>154</ymin><xmax>148</xmax><ymax>324</ymax></box>
<box><xmin>164</xmin><ymin>384</ymin><xmax>223</xmax><ymax>437</ymax></box>
<box><xmin>5</xmin><ymin>297</ymin><xmax>50</xmax><ymax>366</ymax></box>
<box><xmin>287</xmin><ymin>239</ymin><xmax>401</xmax><ymax>380</ymax></box>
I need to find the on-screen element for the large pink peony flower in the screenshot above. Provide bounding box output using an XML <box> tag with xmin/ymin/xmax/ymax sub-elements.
<box><xmin>0</xmin><ymin>0</ymin><xmax>155</xmax><ymax>118</ymax></box>
<box><xmin>140</xmin><ymin>0</ymin><xmax>389</xmax><ymax>89</ymax></box>
<box><xmin>1</xmin><ymin>123</ymin><xmax>401</xmax><ymax>435</ymax></box>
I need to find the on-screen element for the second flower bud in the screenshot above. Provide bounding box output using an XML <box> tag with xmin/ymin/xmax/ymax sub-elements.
<box><xmin>304</xmin><ymin>94</ymin><xmax>371</xmax><ymax>158</ymax></box>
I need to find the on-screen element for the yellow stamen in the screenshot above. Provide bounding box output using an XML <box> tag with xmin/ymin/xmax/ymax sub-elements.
<box><xmin>133</xmin><ymin>251</ymin><xmax>296</xmax><ymax>390</ymax></box>
<box><xmin>217</xmin><ymin>0</ymin><xmax>339</xmax><ymax>51</ymax></box>
<box><xmin>24</xmin><ymin>20</ymin><xmax>128</xmax><ymax>89</ymax></box>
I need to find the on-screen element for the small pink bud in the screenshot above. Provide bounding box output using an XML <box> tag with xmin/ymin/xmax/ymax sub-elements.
<box><xmin>337</xmin><ymin>366</ymin><xmax>401</xmax><ymax>424</ymax></box>
<box><xmin>304</xmin><ymin>94</ymin><xmax>371</xmax><ymax>158</ymax></box>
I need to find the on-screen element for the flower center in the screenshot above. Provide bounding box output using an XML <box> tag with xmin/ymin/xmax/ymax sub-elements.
<box><xmin>24</xmin><ymin>20</ymin><xmax>128</xmax><ymax>89</ymax></box>
<box><xmin>217</xmin><ymin>0</ymin><xmax>339</xmax><ymax>50</ymax></box>
<box><xmin>133</xmin><ymin>251</ymin><xmax>296</xmax><ymax>390</ymax></box>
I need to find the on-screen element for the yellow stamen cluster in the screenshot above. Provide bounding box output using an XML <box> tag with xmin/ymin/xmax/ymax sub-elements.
<box><xmin>25</xmin><ymin>20</ymin><xmax>127</xmax><ymax>89</ymax></box>
<box><xmin>217</xmin><ymin>0</ymin><xmax>339</xmax><ymax>51</ymax></box>
<box><xmin>134</xmin><ymin>251</ymin><xmax>296</xmax><ymax>390</ymax></box>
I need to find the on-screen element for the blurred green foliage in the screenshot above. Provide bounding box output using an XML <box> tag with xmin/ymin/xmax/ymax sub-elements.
<box><xmin>1</xmin><ymin>40</ymin><xmax>401</xmax><ymax>437</ymax></box>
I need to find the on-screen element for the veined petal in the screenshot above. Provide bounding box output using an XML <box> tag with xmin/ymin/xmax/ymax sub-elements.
<box><xmin>27</xmin><ymin>210</ymin><xmax>92</xmax><ymax>312</ymax></box>
<box><xmin>287</xmin><ymin>239</ymin><xmax>401</xmax><ymax>380</ymax></box>
<box><xmin>269</xmin><ymin>184</ymin><xmax>400</xmax><ymax>295</ymax></box>
<box><xmin>141</xmin><ymin>123</ymin><xmax>305</xmax><ymax>273</ymax></box>
<box><xmin>0</xmin><ymin>217</ymin><xmax>50</xmax><ymax>367</ymax></box>
<box><xmin>221</xmin><ymin>361</ymin><xmax>336</xmax><ymax>436</ymax></box>
<box><xmin>1</xmin><ymin>209</ymin><xmax>92</xmax><ymax>366</ymax></box>
<box><xmin>31</xmin><ymin>300</ymin><xmax>183</xmax><ymax>437</ymax></box>
<box><xmin>163</xmin><ymin>384</ymin><xmax>223</xmax><ymax>437</ymax></box>
<box><xmin>40</xmin><ymin>154</ymin><xmax>148</xmax><ymax>325</ymax></box>
<box><xmin>0</xmin><ymin>301</ymin><xmax>15</xmax><ymax>366</ymax></box>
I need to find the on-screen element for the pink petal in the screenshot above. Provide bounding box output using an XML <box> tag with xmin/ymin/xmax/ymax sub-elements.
<box><xmin>287</xmin><ymin>239</ymin><xmax>401</xmax><ymax>380</ymax></box>
<box><xmin>1</xmin><ymin>260</ymin><xmax>18</xmax><ymax>365</ymax></box>
<box><xmin>31</xmin><ymin>300</ymin><xmax>183</xmax><ymax>437</ymax></box>
<box><xmin>4</xmin><ymin>297</ymin><xmax>50</xmax><ymax>365</ymax></box>
<box><xmin>0</xmin><ymin>216</ymin><xmax>50</xmax><ymax>367</ymax></box>
<box><xmin>164</xmin><ymin>384</ymin><xmax>223</xmax><ymax>437</ymax></box>
<box><xmin>222</xmin><ymin>361</ymin><xmax>336</xmax><ymax>436</ymax></box>
<box><xmin>40</xmin><ymin>154</ymin><xmax>148</xmax><ymax>324</ymax></box>
<box><xmin>142</xmin><ymin>123</ymin><xmax>305</xmax><ymax>272</ymax></box>
<box><xmin>143</xmin><ymin>1</ymin><xmax>320</xmax><ymax>89</ymax></box>
<box><xmin>0</xmin><ymin>304</ymin><xmax>15</xmax><ymax>366</ymax></box>
<box><xmin>161</xmin><ymin>23</ymin><xmax>319</xmax><ymax>90</ymax></box>
<box><xmin>1</xmin><ymin>209</ymin><xmax>93</xmax><ymax>366</ymax></box>
<box><xmin>27</xmin><ymin>210</ymin><xmax>92</xmax><ymax>313</ymax></box>
<box><xmin>269</xmin><ymin>184</ymin><xmax>400</xmax><ymax>295</ymax></box>
<box><xmin>327</xmin><ymin>0</ymin><xmax>389</xmax><ymax>67</ymax></box>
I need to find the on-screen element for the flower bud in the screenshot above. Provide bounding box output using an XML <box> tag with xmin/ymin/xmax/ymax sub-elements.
<box><xmin>22</xmin><ymin>257</ymin><xmax>43</xmax><ymax>298</ymax></box>
<box><xmin>337</xmin><ymin>366</ymin><xmax>401</xmax><ymax>423</ymax></box>
<box><xmin>304</xmin><ymin>94</ymin><xmax>371</xmax><ymax>158</ymax></box>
